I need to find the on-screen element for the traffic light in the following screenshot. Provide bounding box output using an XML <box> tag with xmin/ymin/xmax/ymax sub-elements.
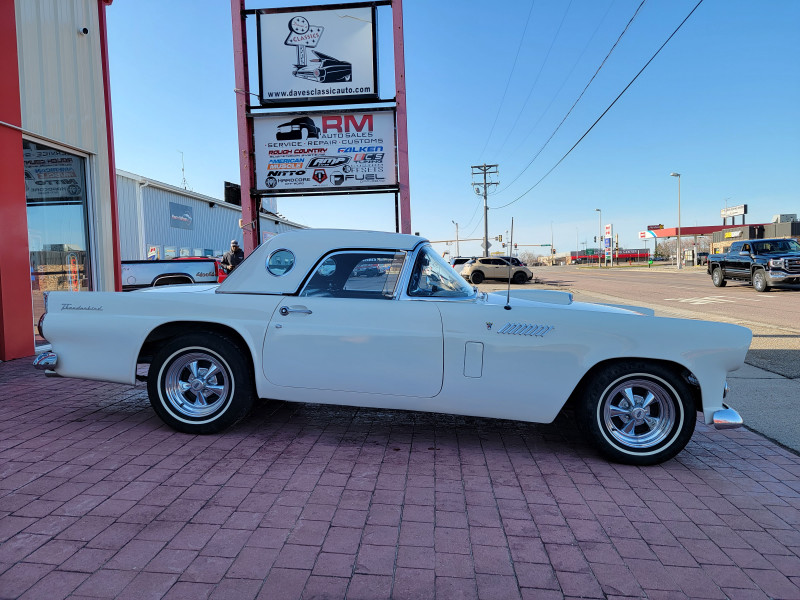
<box><xmin>502</xmin><ymin>243</ymin><xmax>506</xmax><ymax>248</ymax></box>
<box><xmin>551</xmin><ymin>248</ymin><xmax>556</xmax><ymax>255</ymax></box>
<box><xmin>498</xmin><ymin>234</ymin><xmax>503</xmax><ymax>242</ymax></box>
<box><xmin>593</xmin><ymin>236</ymin><xmax>597</xmax><ymax>242</ymax></box>
<box><xmin>514</xmin><ymin>243</ymin><xmax>518</xmax><ymax>249</ymax></box>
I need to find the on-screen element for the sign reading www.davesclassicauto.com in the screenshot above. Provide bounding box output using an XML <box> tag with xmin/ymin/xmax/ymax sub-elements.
<box><xmin>253</xmin><ymin>110</ymin><xmax>397</xmax><ymax>194</ymax></box>
<box><xmin>258</xmin><ymin>5</ymin><xmax>377</xmax><ymax>105</ymax></box>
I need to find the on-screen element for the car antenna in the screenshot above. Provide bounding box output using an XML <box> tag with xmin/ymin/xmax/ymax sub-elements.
<box><xmin>504</xmin><ymin>218</ymin><xmax>514</xmax><ymax>310</ymax></box>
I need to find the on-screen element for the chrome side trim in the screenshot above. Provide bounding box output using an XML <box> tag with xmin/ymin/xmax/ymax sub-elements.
<box><xmin>33</xmin><ymin>352</ymin><xmax>58</xmax><ymax>370</ymax></box>
<box><xmin>713</xmin><ymin>406</ymin><xmax>743</xmax><ymax>430</ymax></box>
<box><xmin>497</xmin><ymin>323</ymin><xmax>554</xmax><ymax>337</ymax></box>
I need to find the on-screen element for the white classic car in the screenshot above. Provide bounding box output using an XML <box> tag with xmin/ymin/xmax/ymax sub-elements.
<box><xmin>34</xmin><ymin>229</ymin><xmax>751</xmax><ymax>465</ymax></box>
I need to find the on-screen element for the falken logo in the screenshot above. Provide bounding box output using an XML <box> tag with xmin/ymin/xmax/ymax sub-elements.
<box><xmin>307</xmin><ymin>156</ymin><xmax>349</xmax><ymax>168</ymax></box>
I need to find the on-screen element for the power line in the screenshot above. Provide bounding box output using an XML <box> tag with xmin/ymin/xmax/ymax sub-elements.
<box><xmin>477</xmin><ymin>0</ymin><xmax>536</xmax><ymax>161</ymax></box>
<box><xmin>491</xmin><ymin>0</ymin><xmax>705</xmax><ymax>211</ymax></box>
<box><xmin>492</xmin><ymin>0</ymin><xmax>575</xmax><ymax>158</ymax></box>
<box><xmin>499</xmin><ymin>0</ymin><xmax>647</xmax><ymax>193</ymax></box>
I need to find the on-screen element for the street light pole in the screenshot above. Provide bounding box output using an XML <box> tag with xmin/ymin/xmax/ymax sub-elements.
<box><xmin>670</xmin><ymin>172</ymin><xmax>681</xmax><ymax>269</ymax></box>
<box><xmin>595</xmin><ymin>208</ymin><xmax>602</xmax><ymax>267</ymax></box>
<box><xmin>451</xmin><ymin>220</ymin><xmax>460</xmax><ymax>257</ymax></box>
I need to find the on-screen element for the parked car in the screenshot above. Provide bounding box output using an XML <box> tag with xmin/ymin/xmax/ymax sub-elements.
<box><xmin>449</xmin><ymin>256</ymin><xmax>475</xmax><ymax>269</ymax></box>
<box><xmin>707</xmin><ymin>238</ymin><xmax>800</xmax><ymax>292</ymax></box>
<box><xmin>697</xmin><ymin>252</ymin><xmax>709</xmax><ymax>266</ymax></box>
<box><xmin>121</xmin><ymin>258</ymin><xmax>223</xmax><ymax>291</ymax></box>
<box><xmin>461</xmin><ymin>257</ymin><xmax>533</xmax><ymax>285</ymax></box>
<box><xmin>34</xmin><ymin>229</ymin><xmax>750</xmax><ymax>465</ymax></box>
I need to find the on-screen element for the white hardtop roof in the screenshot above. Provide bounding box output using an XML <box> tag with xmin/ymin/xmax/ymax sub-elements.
<box><xmin>217</xmin><ymin>229</ymin><xmax>428</xmax><ymax>294</ymax></box>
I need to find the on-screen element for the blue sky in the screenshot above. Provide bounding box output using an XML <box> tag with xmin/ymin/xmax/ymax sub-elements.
<box><xmin>107</xmin><ymin>0</ymin><xmax>799</xmax><ymax>257</ymax></box>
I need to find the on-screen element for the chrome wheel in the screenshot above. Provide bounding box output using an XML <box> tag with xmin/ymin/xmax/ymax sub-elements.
<box><xmin>163</xmin><ymin>351</ymin><xmax>231</xmax><ymax>418</ymax></box>
<box><xmin>601</xmin><ymin>378</ymin><xmax>676</xmax><ymax>449</ymax></box>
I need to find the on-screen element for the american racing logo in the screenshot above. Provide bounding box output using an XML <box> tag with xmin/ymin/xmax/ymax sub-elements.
<box><xmin>307</xmin><ymin>156</ymin><xmax>350</xmax><ymax>168</ymax></box>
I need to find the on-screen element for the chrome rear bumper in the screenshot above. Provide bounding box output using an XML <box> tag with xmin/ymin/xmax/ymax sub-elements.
<box><xmin>33</xmin><ymin>352</ymin><xmax>60</xmax><ymax>377</ymax></box>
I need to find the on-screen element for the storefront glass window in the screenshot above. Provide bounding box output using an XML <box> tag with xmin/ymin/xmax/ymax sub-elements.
<box><xmin>24</xmin><ymin>141</ymin><xmax>92</xmax><ymax>345</ymax></box>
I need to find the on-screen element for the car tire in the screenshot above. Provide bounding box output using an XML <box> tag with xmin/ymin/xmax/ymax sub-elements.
<box><xmin>752</xmin><ymin>269</ymin><xmax>770</xmax><ymax>292</ymax></box>
<box><xmin>577</xmin><ymin>361</ymin><xmax>696</xmax><ymax>465</ymax></box>
<box><xmin>147</xmin><ymin>332</ymin><xmax>254</xmax><ymax>434</ymax></box>
<box><xmin>513</xmin><ymin>271</ymin><xmax>527</xmax><ymax>285</ymax></box>
<box><xmin>711</xmin><ymin>267</ymin><xmax>727</xmax><ymax>287</ymax></box>
<box><xmin>470</xmin><ymin>271</ymin><xmax>485</xmax><ymax>284</ymax></box>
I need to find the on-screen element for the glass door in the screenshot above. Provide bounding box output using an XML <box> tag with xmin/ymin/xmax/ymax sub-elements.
<box><xmin>23</xmin><ymin>140</ymin><xmax>92</xmax><ymax>346</ymax></box>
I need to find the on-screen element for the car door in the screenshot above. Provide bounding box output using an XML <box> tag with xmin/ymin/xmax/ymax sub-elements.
<box><xmin>262</xmin><ymin>250</ymin><xmax>444</xmax><ymax>398</ymax></box>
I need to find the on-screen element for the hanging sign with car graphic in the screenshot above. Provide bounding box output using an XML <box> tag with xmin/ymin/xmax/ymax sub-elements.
<box><xmin>258</xmin><ymin>4</ymin><xmax>377</xmax><ymax>105</ymax></box>
<box><xmin>253</xmin><ymin>109</ymin><xmax>397</xmax><ymax>194</ymax></box>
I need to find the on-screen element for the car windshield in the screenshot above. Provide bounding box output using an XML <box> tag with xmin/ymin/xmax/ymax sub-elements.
<box><xmin>753</xmin><ymin>240</ymin><xmax>800</xmax><ymax>254</ymax></box>
<box><xmin>408</xmin><ymin>246</ymin><xmax>475</xmax><ymax>298</ymax></box>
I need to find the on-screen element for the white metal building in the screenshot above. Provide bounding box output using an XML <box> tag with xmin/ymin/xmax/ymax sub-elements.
<box><xmin>116</xmin><ymin>170</ymin><xmax>305</xmax><ymax>260</ymax></box>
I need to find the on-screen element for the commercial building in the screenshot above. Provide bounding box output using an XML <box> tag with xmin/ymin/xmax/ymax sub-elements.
<box><xmin>116</xmin><ymin>171</ymin><xmax>303</xmax><ymax>261</ymax></box>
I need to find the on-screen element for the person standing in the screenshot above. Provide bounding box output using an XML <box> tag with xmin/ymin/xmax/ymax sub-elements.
<box><xmin>221</xmin><ymin>240</ymin><xmax>244</xmax><ymax>273</ymax></box>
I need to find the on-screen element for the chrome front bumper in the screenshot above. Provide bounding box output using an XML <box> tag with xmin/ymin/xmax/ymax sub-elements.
<box><xmin>713</xmin><ymin>405</ymin><xmax>743</xmax><ymax>430</ymax></box>
<box><xmin>33</xmin><ymin>352</ymin><xmax>60</xmax><ymax>377</ymax></box>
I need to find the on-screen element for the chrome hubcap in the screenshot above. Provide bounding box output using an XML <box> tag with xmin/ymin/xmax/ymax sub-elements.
<box><xmin>602</xmin><ymin>378</ymin><xmax>676</xmax><ymax>448</ymax></box>
<box><xmin>164</xmin><ymin>352</ymin><xmax>231</xmax><ymax>418</ymax></box>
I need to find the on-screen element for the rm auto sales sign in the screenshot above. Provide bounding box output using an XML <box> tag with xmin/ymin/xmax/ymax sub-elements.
<box><xmin>253</xmin><ymin>110</ymin><xmax>397</xmax><ymax>193</ymax></box>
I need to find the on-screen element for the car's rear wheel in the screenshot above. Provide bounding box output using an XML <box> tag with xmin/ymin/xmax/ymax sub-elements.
<box><xmin>711</xmin><ymin>267</ymin><xmax>726</xmax><ymax>287</ymax></box>
<box><xmin>752</xmin><ymin>269</ymin><xmax>770</xmax><ymax>292</ymax></box>
<box><xmin>148</xmin><ymin>332</ymin><xmax>254</xmax><ymax>434</ymax></box>
<box><xmin>470</xmin><ymin>271</ymin><xmax>485</xmax><ymax>284</ymax></box>
<box><xmin>578</xmin><ymin>361</ymin><xmax>695</xmax><ymax>465</ymax></box>
<box><xmin>513</xmin><ymin>271</ymin><xmax>527</xmax><ymax>285</ymax></box>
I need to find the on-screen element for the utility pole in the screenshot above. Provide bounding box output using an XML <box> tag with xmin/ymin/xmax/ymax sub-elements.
<box><xmin>451</xmin><ymin>220</ymin><xmax>460</xmax><ymax>257</ymax></box>
<box><xmin>471</xmin><ymin>164</ymin><xmax>499</xmax><ymax>257</ymax></box>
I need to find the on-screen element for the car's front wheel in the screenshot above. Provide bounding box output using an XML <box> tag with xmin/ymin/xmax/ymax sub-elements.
<box><xmin>147</xmin><ymin>332</ymin><xmax>254</xmax><ymax>434</ymax></box>
<box><xmin>711</xmin><ymin>267</ymin><xmax>727</xmax><ymax>287</ymax></box>
<box><xmin>513</xmin><ymin>271</ymin><xmax>527</xmax><ymax>285</ymax></box>
<box><xmin>470</xmin><ymin>271</ymin><xmax>485</xmax><ymax>284</ymax></box>
<box><xmin>752</xmin><ymin>269</ymin><xmax>770</xmax><ymax>292</ymax></box>
<box><xmin>578</xmin><ymin>361</ymin><xmax>695</xmax><ymax>465</ymax></box>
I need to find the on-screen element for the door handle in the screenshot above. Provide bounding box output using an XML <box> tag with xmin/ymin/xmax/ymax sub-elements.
<box><xmin>279</xmin><ymin>306</ymin><xmax>312</xmax><ymax>316</ymax></box>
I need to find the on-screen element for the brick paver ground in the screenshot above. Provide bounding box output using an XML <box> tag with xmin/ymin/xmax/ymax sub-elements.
<box><xmin>2</xmin><ymin>357</ymin><xmax>800</xmax><ymax>599</ymax></box>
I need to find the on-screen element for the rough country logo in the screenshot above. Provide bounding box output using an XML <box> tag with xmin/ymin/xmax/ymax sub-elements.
<box><xmin>284</xmin><ymin>16</ymin><xmax>352</xmax><ymax>84</ymax></box>
<box><xmin>312</xmin><ymin>169</ymin><xmax>327</xmax><ymax>184</ymax></box>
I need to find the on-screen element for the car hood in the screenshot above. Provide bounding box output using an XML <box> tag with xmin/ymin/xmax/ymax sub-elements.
<box><xmin>487</xmin><ymin>290</ymin><xmax>653</xmax><ymax>316</ymax></box>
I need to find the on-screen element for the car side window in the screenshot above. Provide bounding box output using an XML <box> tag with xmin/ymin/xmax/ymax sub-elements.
<box><xmin>300</xmin><ymin>251</ymin><xmax>405</xmax><ymax>299</ymax></box>
<box><xmin>408</xmin><ymin>246</ymin><xmax>474</xmax><ymax>298</ymax></box>
<box><xmin>742</xmin><ymin>244</ymin><xmax>751</xmax><ymax>253</ymax></box>
<box><xmin>729</xmin><ymin>242</ymin><xmax>742</xmax><ymax>253</ymax></box>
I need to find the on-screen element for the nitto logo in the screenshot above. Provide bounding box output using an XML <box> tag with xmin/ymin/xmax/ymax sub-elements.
<box><xmin>267</xmin><ymin>170</ymin><xmax>306</xmax><ymax>177</ymax></box>
<box><xmin>312</xmin><ymin>169</ymin><xmax>327</xmax><ymax>183</ymax></box>
<box><xmin>307</xmin><ymin>156</ymin><xmax>349</xmax><ymax>168</ymax></box>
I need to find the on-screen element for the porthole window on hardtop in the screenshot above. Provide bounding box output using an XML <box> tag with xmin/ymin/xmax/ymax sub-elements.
<box><xmin>301</xmin><ymin>251</ymin><xmax>405</xmax><ymax>299</ymax></box>
<box><xmin>266</xmin><ymin>249</ymin><xmax>295</xmax><ymax>276</ymax></box>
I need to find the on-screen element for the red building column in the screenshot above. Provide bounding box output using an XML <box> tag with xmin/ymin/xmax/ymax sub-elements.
<box><xmin>0</xmin><ymin>0</ymin><xmax>35</xmax><ymax>360</ymax></box>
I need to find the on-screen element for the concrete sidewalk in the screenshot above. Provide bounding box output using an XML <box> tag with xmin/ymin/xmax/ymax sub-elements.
<box><xmin>1</xmin><ymin>356</ymin><xmax>800</xmax><ymax>600</ymax></box>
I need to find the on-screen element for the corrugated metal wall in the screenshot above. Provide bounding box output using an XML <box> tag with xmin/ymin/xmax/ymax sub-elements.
<box><xmin>117</xmin><ymin>171</ymin><xmax>304</xmax><ymax>260</ymax></box>
<box><xmin>15</xmin><ymin>0</ymin><xmax>114</xmax><ymax>290</ymax></box>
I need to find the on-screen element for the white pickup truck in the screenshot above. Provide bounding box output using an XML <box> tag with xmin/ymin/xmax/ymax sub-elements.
<box><xmin>121</xmin><ymin>258</ymin><xmax>222</xmax><ymax>291</ymax></box>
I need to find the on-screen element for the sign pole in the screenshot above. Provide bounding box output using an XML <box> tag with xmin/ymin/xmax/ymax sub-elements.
<box><xmin>392</xmin><ymin>0</ymin><xmax>411</xmax><ymax>234</ymax></box>
<box><xmin>231</xmin><ymin>0</ymin><xmax>259</xmax><ymax>255</ymax></box>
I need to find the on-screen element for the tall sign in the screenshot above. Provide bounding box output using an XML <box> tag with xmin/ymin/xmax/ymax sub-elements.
<box><xmin>253</xmin><ymin>109</ymin><xmax>397</xmax><ymax>193</ymax></box>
